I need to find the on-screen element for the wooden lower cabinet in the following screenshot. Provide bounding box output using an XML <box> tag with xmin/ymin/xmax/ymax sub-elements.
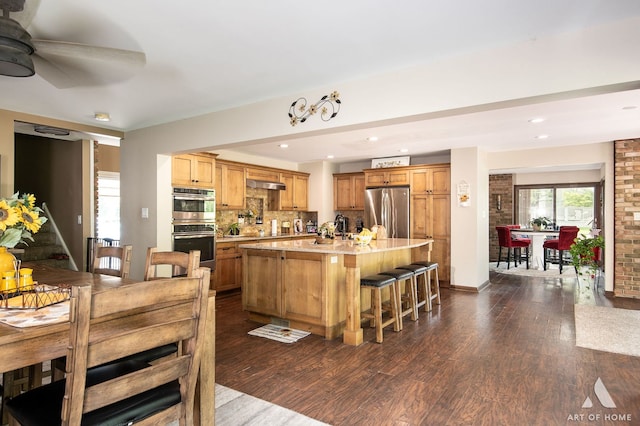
<box><xmin>214</xmin><ymin>242</ymin><xmax>242</xmax><ymax>292</ymax></box>
<box><xmin>411</xmin><ymin>193</ymin><xmax>450</xmax><ymax>284</ymax></box>
<box><xmin>242</xmin><ymin>249</ymin><xmax>281</xmax><ymax>316</ymax></box>
<box><xmin>216</xmin><ymin>235</ymin><xmax>315</xmax><ymax>292</ymax></box>
<box><xmin>242</xmin><ymin>249</ymin><xmax>346</xmax><ymax>339</ymax></box>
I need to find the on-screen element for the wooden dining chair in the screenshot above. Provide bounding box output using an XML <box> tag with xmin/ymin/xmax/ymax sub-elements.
<box><xmin>51</xmin><ymin>244</ymin><xmax>134</xmax><ymax>381</ymax></box>
<box><xmin>91</xmin><ymin>244</ymin><xmax>132</xmax><ymax>278</ymax></box>
<box><xmin>144</xmin><ymin>247</ymin><xmax>200</xmax><ymax>280</ymax></box>
<box><xmin>6</xmin><ymin>267</ymin><xmax>211</xmax><ymax>426</ymax></box>
<box><xmin>136</xmin><ymin>248</ymin><xmax>202</xmax><ymax>365</ymax></box>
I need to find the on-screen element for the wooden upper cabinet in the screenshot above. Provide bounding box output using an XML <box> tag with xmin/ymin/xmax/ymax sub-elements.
<box><xmin>410</xmin><ymin>166</ymin><xmax>450</xmax><ymax>195</ymax></box>
<box><xmin>333</xmin><ymin>172</ymin><xmax>365</xmax><ymax>210</ymax></box>
<box><xmin>215</xmin><ymin>161</ymin><xmax>245</xmax><ymax>209</ymax></box>
<box><xmin>171</xmin><ymin>153</ymin><xmax>216</xmax><ymax>188</ymax></box>
<box><xmin>364</xmin><ymin>168</ymin><xmax>410</xmax><ymax>187</ymax></box>
<box><xmin>271</xmin><ymin>172</ymin><xmax>309</xmax><ymax>211</ymax></box>
<box><xmin>246</xmin><ymin>167</ymin><xmax>280</xmax><ymax>182</ymax></box>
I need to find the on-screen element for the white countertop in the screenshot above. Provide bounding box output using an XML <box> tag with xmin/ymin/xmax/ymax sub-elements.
<box><xmin>218</xmin><ymin>233</ymin><xmax>315</xmax><ymax>243</ymax></box>
<box><xmin>239</xmin><ymin>238</ymin><xmax>432</xmax><ymax>255</ymax></box>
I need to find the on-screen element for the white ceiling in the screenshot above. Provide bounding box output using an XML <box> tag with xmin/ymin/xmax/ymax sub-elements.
<box><xmin>3</xmin><ymin>0</ymin><xmax>640</xmax><ymax>166</ymax></box>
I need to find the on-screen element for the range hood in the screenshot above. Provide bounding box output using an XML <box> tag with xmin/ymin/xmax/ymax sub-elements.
<box><xmin>246</xmin><ymin>179</ymin><xmax>286</xmax><ymax>191</ymax></box>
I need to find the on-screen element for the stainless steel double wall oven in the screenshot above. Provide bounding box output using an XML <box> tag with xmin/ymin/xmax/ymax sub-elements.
<box><xmin>172</xmin><ymin>187</ymin><xmax>216</xmax><ymax>273</ymax></box>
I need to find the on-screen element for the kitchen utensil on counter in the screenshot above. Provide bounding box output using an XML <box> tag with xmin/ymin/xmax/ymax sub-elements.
<box><xmin>281</xmin><ymin>221</ymin><xmax>291</xmax><ymax>234</ymax></box>
<box><xmin>334</xmin><ymin>214</ymin><xmax>349</xmax><ymax>239</ymax></box>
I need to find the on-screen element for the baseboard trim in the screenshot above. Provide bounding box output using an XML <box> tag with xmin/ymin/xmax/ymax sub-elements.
<box><xmin>450</xmin><ymin>279</ymin><xmax>490</xmax><ymax>293</ymax></box>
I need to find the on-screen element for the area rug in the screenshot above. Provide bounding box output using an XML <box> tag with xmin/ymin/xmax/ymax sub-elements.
<box><xmin>490</xmin><ymin>262</ymin><xmax>570</xmax><ymax>278</ymax></box>
<box><xmin>248</xmin><ymin>324</ymin><xmax>311</xmax><ymax>343</ymax></box>
<box><xmin>166</xmin><ymin>384</ymin><xmax>329</xmax><ymax>426</ymax></box>
<box><xmin>575</xmin><ymin>304</ymin><xmax>640</xmax><ymax>357</ymax></box>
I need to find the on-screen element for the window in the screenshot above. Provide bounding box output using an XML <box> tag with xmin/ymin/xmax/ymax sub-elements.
<box><xmin>515</xmin><ymin>183</ymin><xmax>598</xmax><ymax>231</ymax></box>
<box><xmin>97</xmin><ymin>171</ymin><xmax>120</xmax><ymax>239</ymax></box>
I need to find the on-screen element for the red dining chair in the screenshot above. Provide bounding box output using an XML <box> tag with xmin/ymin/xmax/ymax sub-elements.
<box><xmin>496</xmin><ymin>226</ymin><xmax>531</xmax><ymax>269</ymax></box>
<box><xmin>542</xmin><ymin>226</ymin><xmax>579</xmax><ymax>273</ymax></box>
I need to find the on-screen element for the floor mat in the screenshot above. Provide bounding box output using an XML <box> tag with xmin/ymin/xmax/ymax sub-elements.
<box><xmin>575</xmin><ymin>304</ymin><xmax>640</xmax><ymax>357</ymax></box>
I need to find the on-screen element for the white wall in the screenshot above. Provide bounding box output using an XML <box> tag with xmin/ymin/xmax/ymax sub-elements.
<box><xmin>122</xmin><ymin>17</ymin><xmax>637</xmax><ymax>279</ymax></box>
<box><xmin>450</xmin><ymin>147</ymin><xmax>490</xmax><ymax>288</ymax></box>
<box><xmin>513</xmin><ymin>170</ymin><xmax>602</xmax><ymax>185</ymax></box>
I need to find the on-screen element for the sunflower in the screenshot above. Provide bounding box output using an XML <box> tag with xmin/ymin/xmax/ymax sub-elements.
<box><xmin>18</xmin><ymin>204</ymin><xmax>43</xmax><ymax>233</ymax></box>
<box><xmin>22</xmin><ymin>193</ymin><xmax>36</xmax><ymax>209</ymax></box>
<box><xmin>0</xmin><ymin>200</ymin><xmax>19</xmax><ymax>231</ymax></box>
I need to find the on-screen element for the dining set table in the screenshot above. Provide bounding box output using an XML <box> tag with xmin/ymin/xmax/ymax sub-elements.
<box><xmin>510</xmin><ymin>228</ymin><xmax>559</xmax><ymax>270</ymax></box>
<box><xmin>0</xmin><ymin>263</ymin><xmax>216</xmax><ymax>425</ymax></box>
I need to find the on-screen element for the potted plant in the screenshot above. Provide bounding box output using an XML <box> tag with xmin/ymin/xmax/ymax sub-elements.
<box><xmin>530</xmin><ymin>216</ymin><xmax>550</xmax><ymax>231</ymax></box>
<box><xmin>228</xmin><ymin>223</ymin><xmax>241</xmax><ymax>236</ymax></box>
<box><xmin>569</xmin><ymin>233</ymin><xmax>604</xmax><ymax>289</ymax></box>
<box><xmin>569</xmin><ymin>233</ymin><xmax>604</xmax><ymax>274</ymax></box>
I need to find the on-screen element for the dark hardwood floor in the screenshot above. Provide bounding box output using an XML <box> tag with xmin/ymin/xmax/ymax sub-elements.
<box><xmin>215</xmin><ymin>272</ymin><xmax>640</xmax><ymax>425</ymax></box>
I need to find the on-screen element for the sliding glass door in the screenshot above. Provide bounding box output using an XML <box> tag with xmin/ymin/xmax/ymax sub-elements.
<box><xmin>515</xmin><ymin>183</ymin><xmax>598</xmax><ymax>231</ymax></box>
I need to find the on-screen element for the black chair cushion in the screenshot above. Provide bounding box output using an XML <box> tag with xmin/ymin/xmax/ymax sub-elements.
<box><xmin>395</xmin><ymin>264</ymin><xmax>428</xmax><ymax>274</ymax></box>
<box><xmin>123</xmin><ymin>343</ymin><xmax>178</xmax><ymax>363</ymax></box>
<box><xmin>378</xmin><ymin>269</ymin><xmax>413</xmax><ymax>280</ymax></box>
<box><xmin>410</xmin><ymin>261</ymin><xmax>439</xmax><ymax>270</ymax></box>
<box><xmin>6</xmin><ymin>360</ymin><xmax>180</xmax><ymax>426</ymax></box>
<box><xmin>360</xmin><ymin>274</ymin><xmax>396</xmax><ymax>288</ymax></box>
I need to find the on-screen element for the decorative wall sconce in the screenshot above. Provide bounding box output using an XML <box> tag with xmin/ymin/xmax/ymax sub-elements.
<box><xmin>289</xmin><ymin>91</ymin><xmax>341</xmax><ymax>126</ymax></box>
<box><xmin>496</xmin><ymin>194</ymin><xmax>502</xmax><ymax>211</ymax></box>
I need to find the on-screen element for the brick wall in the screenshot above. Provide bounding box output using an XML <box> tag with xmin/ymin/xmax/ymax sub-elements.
<box><xmin>489</xmin><ymin>174</ymin><xmax>514</xmax><ymax>261</ymax></box>
<box><xmin>614</xmin><ymin>139</ymin><xmax>640</xmax><ymax>298</ymax></box>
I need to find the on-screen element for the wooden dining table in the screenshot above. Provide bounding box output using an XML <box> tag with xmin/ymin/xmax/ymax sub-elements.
<box><xmin>0</xmin><ymin>263</ymin><xmax>216</xmax><ymax>426</ymax></box>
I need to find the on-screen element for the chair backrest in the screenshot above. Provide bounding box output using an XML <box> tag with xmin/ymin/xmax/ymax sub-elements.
<box><xmin>91</xmin><ymin>244</ymin><xmax>133</xmax><ymax>278</ymax></box>
<box><xmin>61</xmin><ymin>267</ymin><xmax>211</xmax><ymax>425</ymax></box>
<box><xmin>558</xmin><ymin>226</ymin><xmax>580</xmax><ymax>250</ymax></box>
<box><xmin>496</xmin><ymin>226</ymin><xmax>512</xmax><ymax>247</ymax></box>
<box><xmin>144</xmin><ymin>247</ymin><xmax>200</xmax><ymax>280</ymax></box>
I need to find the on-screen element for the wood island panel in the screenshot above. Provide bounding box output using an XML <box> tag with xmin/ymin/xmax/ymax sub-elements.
<box><xmin>240</xmin><ymin>238</ymin><xmax>432</xmax><ymax>344</ymax></box>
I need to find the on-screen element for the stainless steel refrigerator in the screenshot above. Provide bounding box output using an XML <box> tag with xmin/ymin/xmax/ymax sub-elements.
<box><xmin>364</xmin><ymin>186</ymin><xmax>410</xmax><ymax>238</ymax></box>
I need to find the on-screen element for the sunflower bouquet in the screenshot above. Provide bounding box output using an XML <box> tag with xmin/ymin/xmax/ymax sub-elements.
<box><xmin>0</xmin><ymin>192</ymin><xmax>48</xmax><ymax>248</ymax></box>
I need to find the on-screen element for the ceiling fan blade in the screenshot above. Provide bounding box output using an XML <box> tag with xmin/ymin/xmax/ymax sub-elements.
<box><xmin>32</xmin><ymin>39</ymin><xmax>146</xmax><ymax>67</ymax></box>
<box><xmin>31</xmin><ymin>39</ymin><xmax>146</xmax><ymax>88</ymax></box>
<box><xmin>30</xmin><ymin>54</ymin><xmax>75</xmax><ymax>89</ymax></box>
<box><xmin>10</xmin><ymin>0</ymin><xmax>41</xmax><ymax>29</ymax></box>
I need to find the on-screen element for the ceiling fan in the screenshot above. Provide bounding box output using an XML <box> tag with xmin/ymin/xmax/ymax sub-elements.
<box><xmin>0</xmin><ymin>0</ymin><xmax>145</xmax><ymax>88</ymax></box>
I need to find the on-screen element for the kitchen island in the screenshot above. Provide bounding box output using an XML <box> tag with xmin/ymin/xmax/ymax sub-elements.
<box><xmin>239</xmin><ymin>238</ymin><xmax>432</xmax><ymax>346</ymax></box>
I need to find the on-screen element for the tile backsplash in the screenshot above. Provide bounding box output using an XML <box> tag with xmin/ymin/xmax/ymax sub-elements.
<box><xmin>216</xmin><ymin>187</ymin><xmax>318</xmax><ymax>237</ymax></box>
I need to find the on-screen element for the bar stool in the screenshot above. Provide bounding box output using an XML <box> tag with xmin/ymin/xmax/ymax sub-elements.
<box><xmin>378</xmin><ymin>268</ymin><xmax>417</xmax><ymax>329</ymax></box>
<box><xmin>360</xmin><ymin>274</ymin><xmax>401</xmax><ymax>343</ymax></box>
<box><xmin>394</xmin><ymin>264</ymin><xmax>429</xmax><ymax>313</ymax></box>
<box><xmin>410</xmin><ymin>261</ymin><xmax>441</xmax><ymax>311</ymax></box>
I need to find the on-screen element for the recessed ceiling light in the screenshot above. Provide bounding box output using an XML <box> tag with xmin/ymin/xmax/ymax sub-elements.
<box><xmin>94</xmin><ymin>112</ymin><xmax>110</xmax><ymax>122</ymax></box>
<box><xmin>366</xmin><ymin>136</ymin><xmax>378</xmax><ymax>142</ymax></box>
<box><xmin>528</xmin><ymin>118</ymin><xmax>545</xmax><ymax>123</ymax></box>
<box><xmin>622</xmin><ymin>105</ymin><xmax>637</xmax><ymax>110</ymax></box>
<box><xmin>399</xmin><ymin>148</ymin><xmax>409</xmax><ymax>153</ymax></box>
<box><xmin>535</xmin><ymin>134</ymin><xmax>549</xmax><ymax>139</ymax></box>
<box><xmin>327</xmin><ymin>154</ymin><xmax>334</xmax><ymax>159</ymax></box>
<box><xmin>279</xmin><ymin>144</ymin><xmax>288</xmax><ymax>148</ymax></box>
